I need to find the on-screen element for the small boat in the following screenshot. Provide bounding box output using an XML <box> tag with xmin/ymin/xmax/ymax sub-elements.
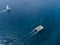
<box><xmin>6</xmin><ymin>5</ymin><xmax>11</xmax><ymax>11</ymax></box>
<box><xmin>35</xmin><ymin>25</ymin><xmax>44</xmax><ymax>31</ymax></box>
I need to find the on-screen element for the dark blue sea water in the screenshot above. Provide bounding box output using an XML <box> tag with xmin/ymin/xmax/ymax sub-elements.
<box><xmin>0</xmin><ymin>0</ymin><xmax>60</xmax><ymax>45</ymax></box>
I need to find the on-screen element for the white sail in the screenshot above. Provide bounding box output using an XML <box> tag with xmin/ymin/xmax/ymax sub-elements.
<box><xmin>6</xmin><ymin>5</ymin><xmax>11</xmax><ymax>11</ymax></box>
<box><xmin>0</xmin><ymin>5</ymin><xmax>11</xmax><ymax>13</ymax></box>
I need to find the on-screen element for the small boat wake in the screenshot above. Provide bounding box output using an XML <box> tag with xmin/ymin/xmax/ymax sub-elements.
<box><xmin>0</xmin><ymin>5</ymin><xmax>11</xmax><ymax>13</ymax></box>
<box><xmin>0</xmin><ymin>25</ymin><xmax>44</xmax><ymax>45</ymax></box>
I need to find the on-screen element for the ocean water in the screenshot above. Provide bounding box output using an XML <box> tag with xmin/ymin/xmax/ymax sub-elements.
<box><xmin>0</xmin><ymin>0</ymin><xmax>60</xmax><ymax>45</ymax></box>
